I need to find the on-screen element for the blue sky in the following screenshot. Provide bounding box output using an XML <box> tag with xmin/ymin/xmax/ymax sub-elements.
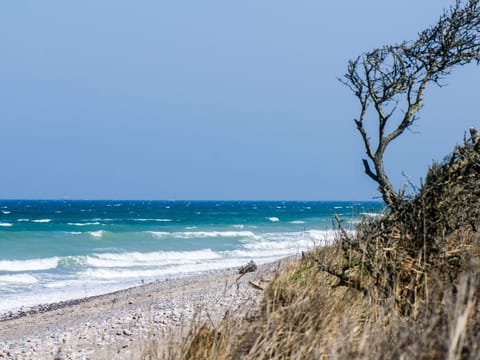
<box><xmin>0</xmin><ymin>1</ymin><xmax>478</xmax><ymax>200</ymax></box>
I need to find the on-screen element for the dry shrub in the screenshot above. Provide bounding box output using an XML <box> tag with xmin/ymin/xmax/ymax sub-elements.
<box><xmin>325</xmin><ymin>130</ymin><xmax>480</xmax><ymax>315</ymax></box>
<box><xmin>156</xmin><ymin>246</ymin><xmax>480</xmax><ymax>359</ymax></box>
<box><xmin>155</xmin><ymin>130</ymin><xmax>480</xmax><ymax>359</ymax></box>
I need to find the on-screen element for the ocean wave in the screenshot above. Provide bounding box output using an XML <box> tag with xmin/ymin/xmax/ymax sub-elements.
<box><xmin>89</xmin><ymin>230</ymin><xmax>105</xmax><ymax>238</ymax></box>
<box><xmin>80</xmin><ymin>260</ymin><xmax>236</xmax><ymax>280</ymax></box>
<box><xmin>32</xmin><ymin>219</ymin><xmax>52</xmax><ymax>223</ymax></box>
<box><xmin>1</xmin><ymin>210</ymin><xmax>11</xmax><ymax>214</ymax></box>
<box><xmin>0</xmin><ymin>274</ymin><xmax>39</xmax><ymax>285</ymax></box>
<box><xmin>81</xmin><ymin>268</ymin><xmax>168</xmax><ymax>280</ymax></box>
<box><xmin>242</xmin><ymin>238</ymin><xmax>314</xmax><ymax>251</ymax></box>
<box><xmin>304</xmin><ymin>230</ymin><xmax>339</xmax><ymax>243</ymax></box>
<box><xmin>134</xmin><ymin>218</ymin><xmax>173</xmax><ymax>222</ymax></box>
<box><xmin>268</xmin><ymin>217</ymin><xmax>280</xmax><ymax>222</ymax></box>
<box><xmin>0</xmin><ymin>223</ymin><xmax>13</xmax><ymax>227</ymax></box>
<box><xmin>17</xmin><ymin>219</ymin><xmax>30</xmax><ymax>222</ymax></box>
<box><xmin>148</xmin><ymin>230</ymin><xmax>260</xmax><ymax>239</ymax></box>
<box><xmin>239</xmin><ymin>230</ymin><xmax>336</xmax><ymax>250</ymax></box>
<box><xmin>0</xmin><ymin>257</ymin><xmax>60</xmax><ymax>272</ymax></box>
<box><xmin>289</xmin><ymin>220</ymin><xmax>305</xmax><ymax>224</ymax></box>
<box><xmin>56</xmin><ymin>256</ymin><xmax>88</xmax><ymax>269</ymax></box>
<box><xmin>360</xmin><ymin>212</ymin><xmax>382</xmax><ymax>218</ymax></box>
<box><xmin>67</xmin><ymin>222</ymin><xmax>101</xmax><ymax>226</ymax></box>
<box><xmin>86</xmin><ymin>249</ymin><xmax>221</xmax><ymax>268</ymax></box>
<box><xmin>79</xmin><ymin>255</ymin><xmax>287</xmax><ymax>282</ymax></box>
<box><xmin>226</xmin><ymin>248</ymin><xmax>299</xmax><ymax>258</ymax></box>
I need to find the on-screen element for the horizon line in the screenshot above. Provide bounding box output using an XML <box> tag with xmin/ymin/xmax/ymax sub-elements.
<box><xmin>0</xmin><ymin>198</ymin><xmax>383</xmax><ymax>203</ymax></box>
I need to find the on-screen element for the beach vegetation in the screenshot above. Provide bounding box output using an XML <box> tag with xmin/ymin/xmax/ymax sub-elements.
<box><xmin>143</xmin><ymin>1</ymin><xmax>480</xmax><ymax>359</ymax></box>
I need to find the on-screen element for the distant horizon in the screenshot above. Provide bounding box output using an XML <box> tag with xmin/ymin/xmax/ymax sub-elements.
<box><xmin>0</xmin><ymin>198</ymin><xmax>383</xmax><ymax>203</ymax></box>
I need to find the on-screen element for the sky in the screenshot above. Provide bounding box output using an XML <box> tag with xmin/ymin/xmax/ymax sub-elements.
<box><xmin>0</xmin><ymin>1</ymin><xmax>478</xmax><ymax>201</ymax></box>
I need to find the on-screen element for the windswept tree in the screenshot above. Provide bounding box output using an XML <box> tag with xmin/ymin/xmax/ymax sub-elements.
<box><xmin>342</xmin><ymin>0</ymin><xmax>480</xmax><ymax>211</ymax></box>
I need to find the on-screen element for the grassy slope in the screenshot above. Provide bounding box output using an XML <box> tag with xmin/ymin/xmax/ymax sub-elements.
<box><xmin>150</xmin><ymin>132</ymin><xmax>480</xmax><ymax>360</ymax></box>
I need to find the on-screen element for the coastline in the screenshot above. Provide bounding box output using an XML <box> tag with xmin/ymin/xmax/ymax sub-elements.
<box><xmin>0</xmin><ymin>258</ymin><xmax>288</xmax><ymax>359</ymax></box>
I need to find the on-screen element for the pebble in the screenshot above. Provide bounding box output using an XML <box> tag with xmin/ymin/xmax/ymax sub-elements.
<box><xmin>0</xmin><ymin>263</ymin><xmax>278</xmax><ymax>359</ymax></box>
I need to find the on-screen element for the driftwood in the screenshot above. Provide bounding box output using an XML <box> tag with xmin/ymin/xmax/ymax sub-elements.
<box><xmin>248</xmin><ymin>281</ymin><xmax>264</xmax><ymax>291</ymax></box>
<box><xmin>238</xmin><ymin>260</ymin><xmax>257</xmax><ymax>275</ymax></box>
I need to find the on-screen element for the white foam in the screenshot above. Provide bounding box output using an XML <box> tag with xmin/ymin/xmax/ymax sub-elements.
<box><xmin>89</xmin><ymin>230</ymin><xmax>105</xmax><ymax>238</ymax></box>
<box><xmin>86</xmin><ymin>249</ymin><xmax>221</xmax><ymax>268</ymax></box>
<box><xmin>44</xmin><ymin>282</ymin><xmax>67</xmax><ymax>288</ymax></box>
<box><xmin>243</xmin><ymin>239</ymin><xmax>314</xmax><ymax>251</ymax></box>
<box><xmin>1</xmin><ymin>210</ymin><xmax>11</xmax><ymax>214</ymax></box>
<box><xmin>0</xmin><ymin>257</ymin><xmax>59</xmax><ymax>272</ymax></box>
<box><xmin>148</xmin><ymin>231</ymin><xmax>259</xmax><ymax>239</ymax></box>
<box><xmin>0</xmin><ymin>274</ymin><xmax>39</xmax><ymax>284</ymax></box>
<box><xmin>268</xmin><ymin>217</ymin><xmax>280</xmax><ymax>222</ymax></box>
<box><xmin>360</xmin><ymin>212</ymin><xmax>382</xmax><ymax>218</ymax></box>
<box><xmin>0</xmin><ymin>223</ymin><xmax>12</xmax><ymax>227</ymax></box>
<box><xmin>148</xmin><ymin>231</ymin><xmax>170</xmax><ymax>237</ymax></box>
<box><xmin>67</xmin><ymin>222</ymin><xmax>101</xmax><ymax>226</ymax></box>
<box><xmin>232</xmin><ymin>224</ymin><xmax>245</xmax><ymax>229</ymax></box>
<box><xmin>134</xmin><ymin>218</ymin><xmax>173</xmax><ymax>222</ymax></box>
<box><xmin>289</xmin><ymin>220</ymin><xmax>305</xmax><ymax>224</ymax></box>
<box><xmin>32</xmin><ymin>219</ymin><xmax>51</xmax><ymax>223</ymax></box>
<box><xmin>81</xmin><ymin>268</ymin><xmax>167</xmax><ymax>280</ymax></box>
<box><xmin>304</xmin><ymin>230</ymin><xmax>339</xmax><ymax>243</ymax></box>
<box><xmin>81</xmin><ymin>259</ymin><xmax>232</xmax><ymax>281</ymax></box>
<box><xmin>17</xmin><ymin>219</ymin><xmax>30</xmax><ymax>222</ymax></box>
<box><xmin>227</xmin><ymin>248</ymin><xmax>297</xmax><ymax>258</ymax></box>
<box><xmin>66</xmin><ymin>231</ymin><xmax>82</xmax><ymax>235</ymax></box>
<box><xmin>239</xmin><ymin>230</ymin><xmax>336</xmax><ymax>253</ymax></box>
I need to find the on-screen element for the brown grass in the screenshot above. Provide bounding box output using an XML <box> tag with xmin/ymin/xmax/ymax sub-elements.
<box><xmin>141</xmin><ymin>240</ymin><xmax>479</xmax><ymax>359</ymax></box>
<box><xmin>139</xmin><ymin>131</ymin><xmax>480</xmax><ymax>359</ymax></box>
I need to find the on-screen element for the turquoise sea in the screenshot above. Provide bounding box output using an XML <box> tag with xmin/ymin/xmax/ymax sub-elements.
<box><xmin>0</xmin><ymin>200</ymin><xmax>382</xmax><ymax>313</ymax></box>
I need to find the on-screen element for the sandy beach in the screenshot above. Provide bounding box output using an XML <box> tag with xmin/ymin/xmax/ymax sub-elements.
<box><xmin>0</xmin><ymin>260</ymin><xmax>285</xmax><ymax>359</ymax></box>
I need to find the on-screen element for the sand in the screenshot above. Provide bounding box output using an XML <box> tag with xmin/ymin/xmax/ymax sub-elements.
<box><xmin>0</xmin><ymin>259</ymin><xmax>287</xmax><ymax>359</ymax></box>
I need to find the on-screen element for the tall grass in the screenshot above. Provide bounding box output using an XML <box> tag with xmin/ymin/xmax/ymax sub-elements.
<box><xmin>140</xmin><ymin>131</ymin><xmax>480</xmax><ymax>359</ymax></box>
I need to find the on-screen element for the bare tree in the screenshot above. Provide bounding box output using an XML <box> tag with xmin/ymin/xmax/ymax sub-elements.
<box><xmin>342</xmin><ymin>0</ymin><xmax>480</xmax><ymax>210</ymax></box>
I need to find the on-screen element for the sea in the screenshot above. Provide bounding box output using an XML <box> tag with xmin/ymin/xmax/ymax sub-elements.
<box><xmin>0</xmin><ymin>200</ymin><xmax>382</xmax><ymax>313</ymax></box>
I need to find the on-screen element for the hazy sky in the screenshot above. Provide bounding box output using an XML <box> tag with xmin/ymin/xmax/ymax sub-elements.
<box><xmin>1</xmin><ymin>1</ymin><xmax>478</xmax><ymax>200</ymax></box>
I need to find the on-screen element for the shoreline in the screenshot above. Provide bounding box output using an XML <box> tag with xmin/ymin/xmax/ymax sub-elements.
<box><xmin>0</xmin><ymin>258</ymin><xmax>289</xmax><ymax>359</ymax></box>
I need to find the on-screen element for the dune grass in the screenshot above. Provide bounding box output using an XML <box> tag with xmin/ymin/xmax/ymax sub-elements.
<box><xmin>139</xmin><ymin>132</ymin><xmax>480</xmax><ymax>360</ymax></box>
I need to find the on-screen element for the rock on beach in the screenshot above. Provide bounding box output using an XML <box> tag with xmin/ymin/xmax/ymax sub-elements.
<box><xmin>0</xmin><ymin>260</ymin><xmax>284</xmax><ymax>359</ymax></box>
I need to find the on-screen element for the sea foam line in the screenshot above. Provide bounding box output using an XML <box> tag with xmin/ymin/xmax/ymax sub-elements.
<box><xmin>134</xmin><ymin>218</ymin><xmax>173</xmax><ymax>222</ymax></box>
<box><xmin>0</xmin><ymin>274</ymin><xmax>39</xmax><ymax>284</ymax></box>
<box><xmin>0</xmin><ymin>257</ymin><xmax>59</xmax><ymax>272</ymax></box>
<box><xmin>147</xmin><ymin>230</ymin><xmax>260</xmax><ymax>239</ymax></box>
<box><xmin>86</xmin><ymin>249</ymin><xmax>221</xmax><ymax>268</ymax></box>
<box><xmin>67</xmin><ymin>222</ymin><xmax>101</xmax><ymax>226</ymax></box>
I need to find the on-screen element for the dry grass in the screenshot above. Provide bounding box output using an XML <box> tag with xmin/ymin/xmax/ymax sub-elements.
<box><xmin>143</xmin><ymin>241</ymin><xmax>479</xmax><ymax>359</ymax></box>
<box><xmin>139</xmin><ymin>131</ymin><xmax>480</xmax><ymax>359</ymax></box>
